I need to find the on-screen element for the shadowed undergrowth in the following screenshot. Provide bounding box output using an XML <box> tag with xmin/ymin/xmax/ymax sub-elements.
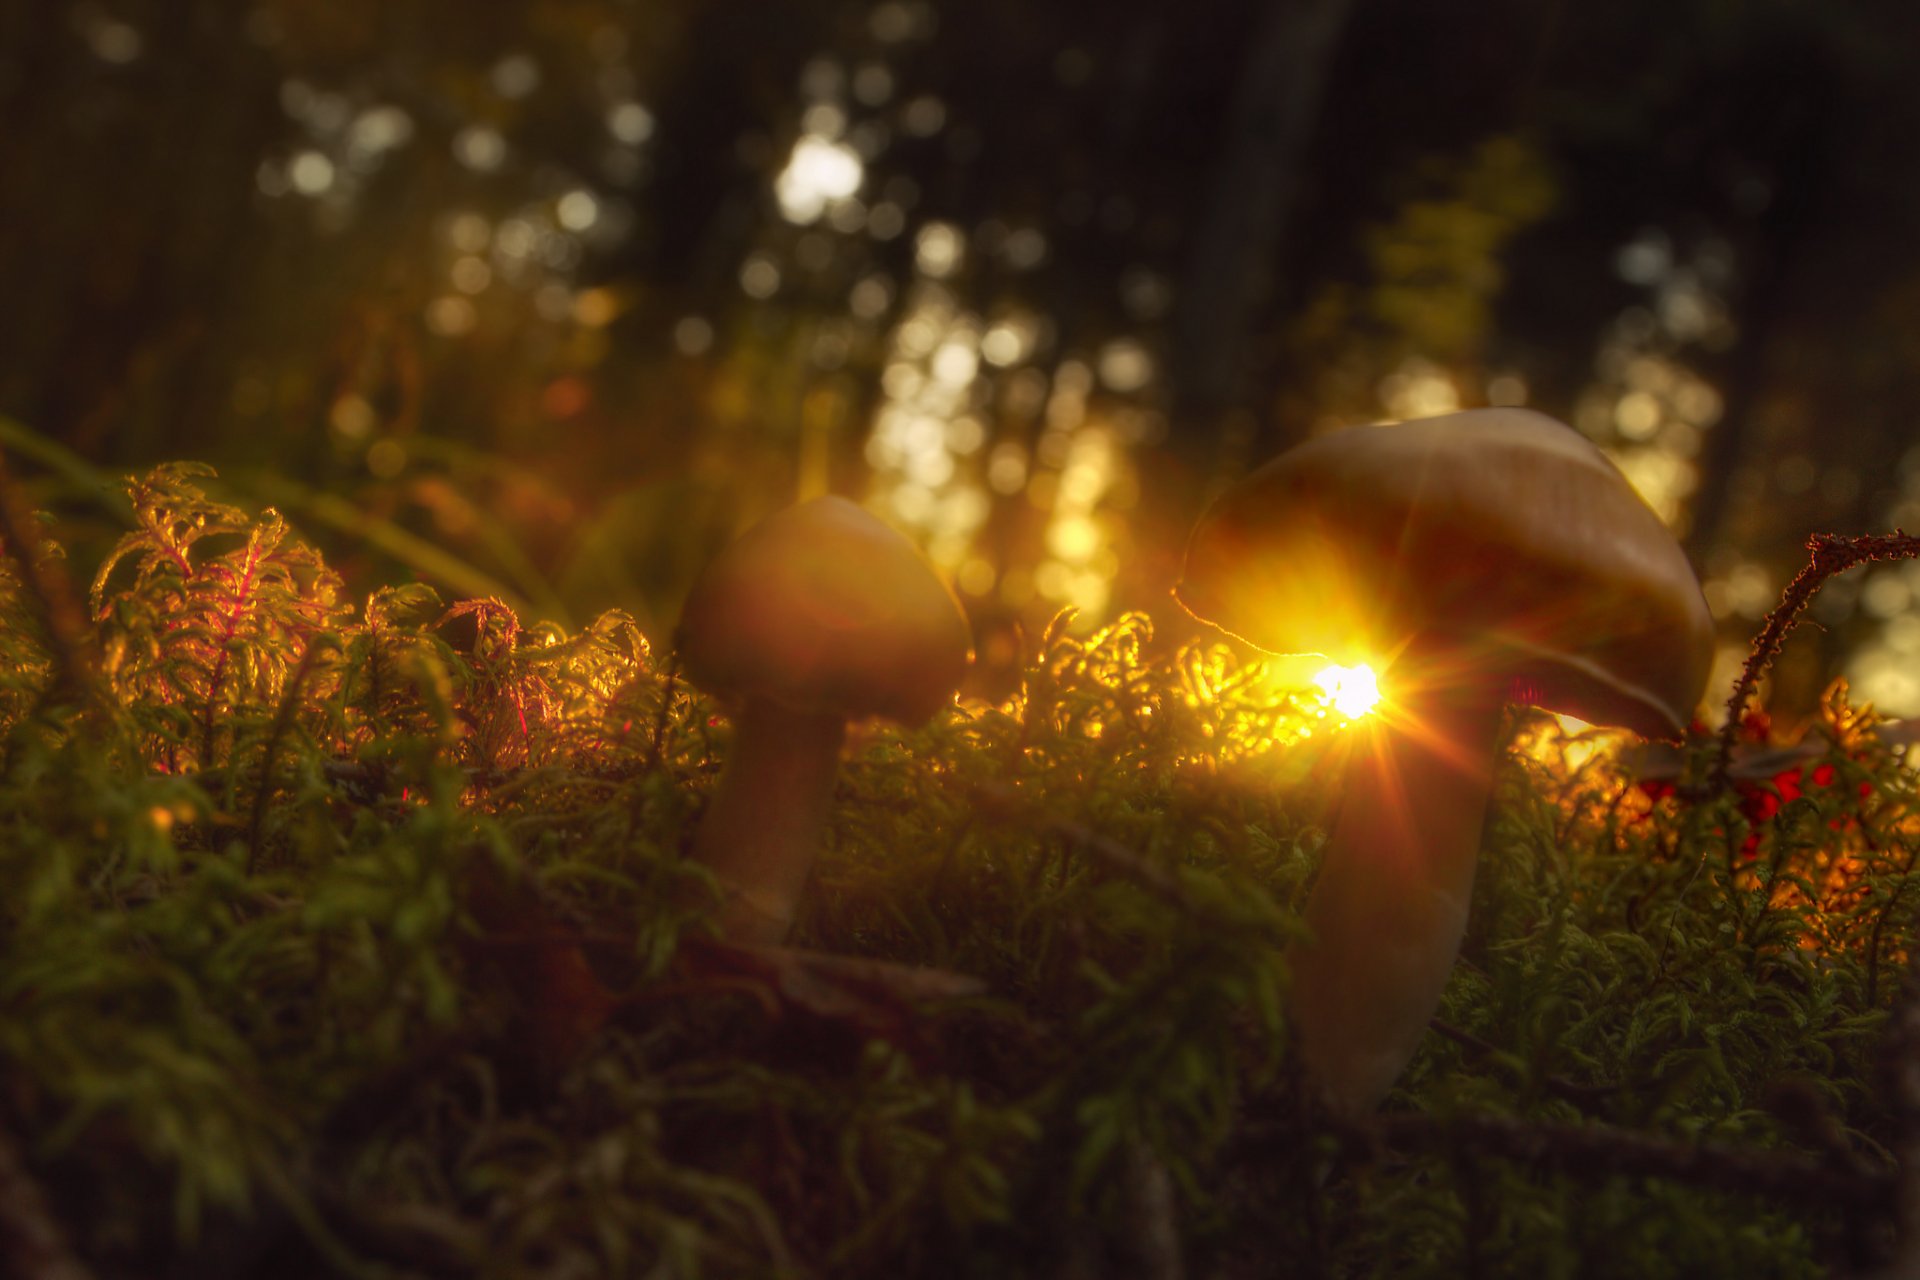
<box><xmin>1</xmin><ymin>464</ymin><xmax>1917</xmax><ymax>1278</ymax></box>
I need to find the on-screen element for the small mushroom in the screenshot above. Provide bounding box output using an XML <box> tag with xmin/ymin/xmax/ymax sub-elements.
<box><xmin>676</xmin><ymin>496</ymin><xmax>973</xmax><ymax>944</ymax></box>
<box><xmin>1175</xmin><ymin>408</ymin><xmax>1714</xmax><ymax>1113</ymax></box>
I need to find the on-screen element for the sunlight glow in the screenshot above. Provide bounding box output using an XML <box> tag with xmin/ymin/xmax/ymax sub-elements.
<box><xmin>1313</xmin><ymin>663</ymin><xmax>1382</xmax><ymax>719</ymax></box>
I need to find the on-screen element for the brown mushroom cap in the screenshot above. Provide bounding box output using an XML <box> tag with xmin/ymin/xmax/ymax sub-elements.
<box><xmin>675</xmin><ymin>496</ymin><xmax>974</xmax><ymax>726</ymax></box>
<box><xmin>1174</xmin><ymin>408</ymin><xmax>1715</xmax><ymax>739</ymax></box>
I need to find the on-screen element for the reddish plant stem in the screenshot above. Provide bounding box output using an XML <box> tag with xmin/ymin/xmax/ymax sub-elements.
<box><xmin>1716</xmin><ymin>531</ymin><xmax>1920</xmax><ymax>788</ymax></box>
<box><xmin>201</xmin><ymin>540</ymin><xmax>265</xmax><ymax>767</ymax></box>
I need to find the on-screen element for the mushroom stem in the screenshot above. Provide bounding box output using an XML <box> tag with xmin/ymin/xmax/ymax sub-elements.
<box><xmin>1288</xmin><ymin>692</ymin><xmax>1505</xmax><ymax>1114</ymax></box>
<box><xmin>691</xmin><ymin>696</ymin><xmax>848</xmax><ymax>945</ymax></box>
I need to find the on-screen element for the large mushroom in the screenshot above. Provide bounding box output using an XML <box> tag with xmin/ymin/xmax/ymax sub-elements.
<box><xmin>676</xmin><ymin>496</ymin><xmax>973</xmax><ymax>945</ymax></box>
<box><xmin>1175</xmin><ymin>408</ymin><xmax>1715</xmax><ymax>1113</ymax></box>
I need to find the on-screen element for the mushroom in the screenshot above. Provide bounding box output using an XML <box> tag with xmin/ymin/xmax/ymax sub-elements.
<box><xmin>675</xmin><ymin>496</ymin><xmax>973</xmax><ymax>944</ymax></box>
<box><xmin>1174</xmin><ymin>408</ymin><xmax>1714</xmax><ymax>1113</ymax></box>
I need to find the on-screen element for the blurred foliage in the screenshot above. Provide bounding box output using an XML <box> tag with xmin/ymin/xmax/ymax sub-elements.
<box><xmin>2</xmin><ymin>466</ymin><xmax>1919</xmax><ymax>1275</ymax></box>
<box><xmin>1364</xmin><ymin>138</ymin><xmax>1558</xmax><ymax>371</ymax></box>
<box><xmin>1285</xmin><ymin>134</ymin><xmax>1558</xmax><ymax>428</ymax></box>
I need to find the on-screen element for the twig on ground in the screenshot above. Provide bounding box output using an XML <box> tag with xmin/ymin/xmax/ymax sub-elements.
<box><xmin>1344</xmin><ymin>1108</ymin><xmax>1891</xmax><ymax>1210</ymax></box>
<box><xmin>1119</xmin><ymin>1140</ymin><xmax>1187</xmax><ymax>1280</ymax></box>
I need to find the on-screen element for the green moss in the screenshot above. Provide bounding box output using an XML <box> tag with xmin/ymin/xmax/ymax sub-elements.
<box><xmin>0</xmin><ymin>465</ymin><xmax>1912</xmax><ymax>1276</ymax></box>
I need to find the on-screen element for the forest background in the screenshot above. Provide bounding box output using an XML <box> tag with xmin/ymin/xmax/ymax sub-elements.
<box><xmin>5</xmin><ymin>0</ymin><xmax>1920</xmax><ymax>715</ymax></box>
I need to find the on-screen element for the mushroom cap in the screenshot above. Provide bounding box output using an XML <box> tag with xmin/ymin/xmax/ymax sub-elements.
<box><xmin>675</xmin><ymin>496</ymin><xmax>974</xmax><ymax>726</ymax></box>
<box><xmin>1174</xmin><ymin>408</ymin><xmax>1715</xmax><ymax>739</ymax></box>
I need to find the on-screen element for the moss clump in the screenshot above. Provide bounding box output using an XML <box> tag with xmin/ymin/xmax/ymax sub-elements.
<box><xmin>0</xmin><ymin>464</ymin><xmax>1914</xmax><ymax>1277</ymax></box>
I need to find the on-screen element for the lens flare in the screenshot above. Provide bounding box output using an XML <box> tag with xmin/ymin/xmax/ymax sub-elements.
<box><xmin>1313</xmin><ymin>663</ymin><xmax>1382</xmax><ymax>719</ymax></box>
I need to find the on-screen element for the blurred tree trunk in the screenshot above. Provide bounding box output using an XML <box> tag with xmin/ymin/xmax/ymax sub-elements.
<box><xmin>1171</xmin><ymin>0</ymin><xmax>1357</xmax><ymax>455</ymax></box>
<box><xmin>1685</xmin><ymin>52</ymin><xmax>1835</xmax><ymax>564</ymax></box>
<box><xmin>0</xmin><ymin>3</ymin><xmax>80</xmax><ymax>422</ymax></box>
